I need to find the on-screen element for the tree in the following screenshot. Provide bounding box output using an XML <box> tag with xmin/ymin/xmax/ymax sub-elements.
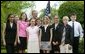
<box><xmin>58</xmin><ymin>1</ymin><xmax>84</xmax><ymax>53</ymax></box>
<box><xmin>58</xmin><ymin>1</ymin><xmax>84</xmax><ymax>28</ymax></box>
<box><xmin>1</xmin><ymin>1</ymin><xmax>34</xmax><ymax>47</ymax></box>
<box><xmin>1</xmin><ymin>1</ymin><xmax>34</xmax><ymax>23</ymax></box>
<box><xmin>39</xmin><ymin>9</ymin><xmax>45</xmax><ymax>20</ymax></box>
<box><xmin>79</xmin><ymin>38</ymin><xmax>84</xmax><ymax>53</ymax></box>
<box><xmin>1</xmin><ymin>1</ymin><xmax>34</xmax><ymax>30</ymax></box>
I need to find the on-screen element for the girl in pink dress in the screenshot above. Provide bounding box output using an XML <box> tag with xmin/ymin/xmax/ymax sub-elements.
<box><xmin>17</xmin><ymin>12</ymin><xmax>29</xmax><ymax>53</ymax></box>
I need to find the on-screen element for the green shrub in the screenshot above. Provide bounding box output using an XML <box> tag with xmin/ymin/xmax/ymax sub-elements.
<box><xmin>79</xmin><ymin>38</ymin><xmax>84</xmax><ymax>53</ymax></box>
<box><xmin>58</xmin><ymin>1</ymin><xmax>84</xmax><ymax>28</ymax></box>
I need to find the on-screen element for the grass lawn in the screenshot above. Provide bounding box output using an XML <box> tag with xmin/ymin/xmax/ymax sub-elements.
<box><xmin>1</xmin><ymin>49</ymin><xmax>6</xmax><ymax>53</ymax></box>
<box><xmin>1</xmin><ymin>45</ymin><xmax>6</xmax><ymax>53</ymax></box>
<box><xmin>1</xmin><ymin>46</ymin><xmax>27</xmax><ymax>53</ymax></box>
<box><xmin>1</xmin><ymin>38</ymin><xmax>84</xmax><ymax>53</ymax></box>
<box><xmin>1</xmin><ymin>48</ymin><xmax>27</xmax><ymax>53</ymax></box>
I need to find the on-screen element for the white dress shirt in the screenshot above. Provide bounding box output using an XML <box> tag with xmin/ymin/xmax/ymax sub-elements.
<box><xmin>10</xmin><ymin>22</ymin><xmax>13</xmax><ymax>28</ymax></box>
<box><xmin>55</xmin><ymin>23</ymin><xmax>58</xmax><ymax>29</ymax></box>
<box><xmin>44</xmin><ymin>24</ymin><xmax>48</xmax><ymax>32</ymax></box>
<box><xmin>68</xmin><ymin>21</ymin><xmax>83</xmax><ymax>37</ymax></box>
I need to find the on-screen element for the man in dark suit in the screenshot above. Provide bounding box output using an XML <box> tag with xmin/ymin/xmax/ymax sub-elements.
<box><xmin>51</xmin><ymin>15</ymin><xmax>62</xmax><ymax>53</ymax></box>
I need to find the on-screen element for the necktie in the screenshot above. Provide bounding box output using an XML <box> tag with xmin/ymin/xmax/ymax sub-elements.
<box><xmin>72</xmin><ymin>22</ymin><xmax>74</xmax><ymax>37</ymax></box>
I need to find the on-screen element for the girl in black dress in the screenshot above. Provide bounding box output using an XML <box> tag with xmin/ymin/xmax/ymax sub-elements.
<box><xmin>2</xmin><ymin>14</ymin><xmax>17</xmax><ymax>53</ymax></box>
<box><xmin>40</xmin><ymin>16</ymin><xmax>52</xmax><ymax>53</ymax></box>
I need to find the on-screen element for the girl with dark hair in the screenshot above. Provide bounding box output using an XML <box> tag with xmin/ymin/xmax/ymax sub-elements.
<box><xmin>17</xmin><ymin>12</ymin><xmax>29</xmax><ymax>53</ymax></box>
<box><xmin>2</xmin><ymin>14</ymin><xmax>17</xmax><ymax>53</ymax></box>
<box><xmin>36</xmin><ymin>18</ymin><xmax>42</xmax><ymax>27</ymax></box>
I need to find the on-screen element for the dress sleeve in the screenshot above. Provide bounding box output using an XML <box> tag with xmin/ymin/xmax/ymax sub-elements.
<box><xmin>36</xmin><ymin>26</ymin><xmax>39</xmax><ymax>32</ymax></box>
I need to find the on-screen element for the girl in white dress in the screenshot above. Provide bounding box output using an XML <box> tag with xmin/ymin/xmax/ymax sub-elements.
<box><xmin>26</xmin><ymin>18</ymin><xmax>40</xmax><ymax>53</ymax></box>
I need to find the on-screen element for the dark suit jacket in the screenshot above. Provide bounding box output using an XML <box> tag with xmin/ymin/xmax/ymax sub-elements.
<box><xmin>51</xmin><ymin>23</ymin><xmax>63</xmax><ymax>44</ymax></box>
<box><xmin>5</xmin><ymin>22</ymin><xmax>17</xmax><ymax>44</ymax></box>
<box><xmin>40</xmin><ymin>25</ymin><xmax>51</xmax><ymax>41</ymax></box>
<box><xmin>61</xmin><ymin>24</ymin><xmax>73</xmax><ymax>45</ymax></box>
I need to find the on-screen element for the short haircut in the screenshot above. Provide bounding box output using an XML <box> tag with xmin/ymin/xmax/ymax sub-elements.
<box><xmin>32</xmin><ymin>10</ymin><xmax>37</xmax><ymax>14</ymax></box>
<box><xmin>69</xmin><ymin>13</ymin><xmax>76</xmax><ymax>17</ymax></box>
<box><xmin>54</xmin><ymin>15</ymin><xmax>59</xmax><ymax>19</ymax></box>
<box><xmin>63</xmin><ymin>16</ymin><xmax>69</xmax><ymax>21</ymax></box>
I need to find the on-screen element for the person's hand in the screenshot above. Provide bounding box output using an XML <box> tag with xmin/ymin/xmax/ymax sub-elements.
<box><xmin>3</xmin><ymin>41</ymin><xmax>6</xmax><ymax>46</ymax></box>
<box><xmin>48</xmin><ymin>42</ymin><xmax>51</xmax><ymax>45</ymax></box>
<box><xmin>18</xmin><ymin>39</ymin><xmax>20</xmax><ymax>44</ymax></box>
<box><xmin>56</xmin><ymin>41</ymin><xmax>58</xmax><ymax>45</ymax></box>
<box><xmin>80</xmin><ymin>36</ymin><xmax>83</xmax><ymax>41</ymax></box>
<box><xmin>14</xmin><ymin>41</ymin><xmax>17</xmax><ymax>46</ymax></box>
<box><xmin>53</xmin><ymin>42</ymin><xmax>56</xmax><ymax>45</ymax></box>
